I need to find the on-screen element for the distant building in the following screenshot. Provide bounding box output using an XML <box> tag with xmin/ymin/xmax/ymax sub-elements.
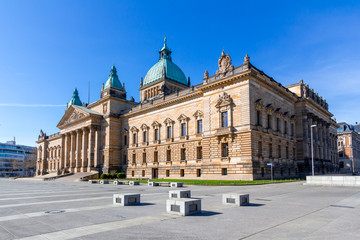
<box><xmin>337</xmin><ymin>122</ymin><xmax>360</xmax><ymax>174</ymax></box>
<box><xmin>0</xmin><ymin>140</ymin><xmax>37</xmax><ymax>177</ymax></box>
<box><xmin>37</xmin><ymin>38</ymin><xmax>338</xmax><ymax>180</ymax></box>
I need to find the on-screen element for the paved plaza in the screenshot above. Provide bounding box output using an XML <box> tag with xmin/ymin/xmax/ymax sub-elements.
<box><xmin>0</xmin><ymin>179</ymin><xmax>360</xmax><ymax>240</ymax></box>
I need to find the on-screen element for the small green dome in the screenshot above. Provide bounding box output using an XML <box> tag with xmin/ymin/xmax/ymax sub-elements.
<box><xmin>104</xmin><ymin>65</ymin><xmax>123</xmax><ymax>90</ymax></box>
<box><xmin>143</xmin><ymin>38</ymin><xmax>187</xmax><ymax>86</ymax></box>
<box><xmin>67</xmin><ymin>88</ymin><xmax>82</xmax><ymax>109</ymax></box>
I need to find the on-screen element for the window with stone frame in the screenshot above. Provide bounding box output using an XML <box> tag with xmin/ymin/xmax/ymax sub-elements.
<box><xmin>286</xmin><ymin>146</ymin><xmax>289</xmax><ymax>159</ymax></box>
<box><xmin>269</xmin><ymin>143</ymin><xmax>273</xmax><ymax>158</ymax></box>
<box><xmin>197</xmin><ymin>146</ymin><xmax>203</xmax><ymax>159</ymax></box>
<box><xmin>151</xmin><ymin>121</ymin><xmax>161</xmax><ymax>142</ymax></box>
<box><xmin>131</xmin><ymin>170</ymin><xmax>134</xmax><ymax>177</ymax></box>
<box><xmin>124</xmin><ymin>135</ymin><xmax>128</xmax><ymax>146</ymax></box>
<box><xmin>178</xmin><ymin>114</ymin><xmax>189</xmax><ymax>137</ymax></box>
<box><xmin>276</xmin><ymin>117</ymin><xmax>280</xmax><ymax>132</ymax></box>
<box><xmin>140</xmin><ymin>124</ymin><xmax>149</xmax><ymax>143</ymax></box>
<box><xmin>267</xmin><ymin>114</ymin><xmax>272</xmax><ymax>129</ymax></box>
<box><xmin>284</xmin><ymin>121</ymin><xmax>288</xmax><ymax>134</ymax></box>
<box><xmin>256</xmin><ymin>110</ymin><xmax>262</xmax><ymax>126</ymax></box>
<box><xmin>197</xmin><ymin>169</ymin><xmax>201</xmax><ymax>177</ymax></box>
<box><xmin>291</xmin><ymin>123</ymin><xmax>295</xmax><ymax>136</ymax></box>
<box><xmin>166</xmin><ymin>149</ymin><xmax>171</xmax><ymax>161</ymax></box>
<box><xmin>154</xmin><ymin>151</ymin><xmax>158</xmax><ymax>162</ymax></box>
<box><xmin>166</xmin><ymin>169</ymin><xmax>170</xmax><ymax>177</ymax></box>
<box><xmin>293</xmin><ymin>147</ymin><xmax>296</xmax><ymax>159</ymax></box>
<box><xmin>143</xmin><ymin>131</ymin><xmax>148</xmax><ymax>143</ymax></box>
<box><xmin>164</xmin><ymin>118</ymin><xmax>174</xmax><ymax>139</ymax></box>
<box><xmin>180</xmin><ymin>169</ymin><xmax>185</xmax><ymax>177</ymax></box>
<box><xmin>142</xmin><ymin>170</ymin><xmax>145</xmax><ymax>177</ymax></box>
<box><xmin>258</xmin><ymin>141</ymin><xmax>262</xmax><ymax>157</ymax></box>
<box><xmin>142</xmin><ymin>152</ymin><xmax>146</xmax><ymax>163</ymax></box>
<box><xmin>181</xmin><ymin>148</ymin><xmax>186</xmax><ymax>160</ymax></box>
<box><xmin>123</xmin><ymin>154</ymin><xmax>127</xmax><ymax>165</ymax></box>
<box><xmin>221</xmin><ymin>142</ymin><xmax>229</xmax><ymax>157</ymax></box>
<box><xmin>132</xmin><ymin>153</ymin><xmax>136</xmax><ymax>164</ymax></box>
<box><xmin>130</xmin><ymin>126</ymin><xmax>139</xmax><ymax>145</ymax></box>
<box><xmin>215</xmin><ymin>92</ymin><xmax>233</xmax><ymax>129</ymax></box>
<box><xmin>278</xmin><ymin>145</ymin><xmax>281</xmax><ymax>158</ymax></box>
<box><xmin>222</xmin><ymin>168</ymin><xmax>227</xmax><ymax>175</ymax></box>
<box><xmin>133</xmin><ymin>133</ymin><xmax>137</xmax><ymax>144</ymax></box>
<box><xmin>193</xmin><ymin>110</ymin><xmax>204</xmax><ymax>134</ymax></box>
<box><xmin>221</xmin><ymin>111</ymin><xmax>228</xmax><ymax>128</ymax></box>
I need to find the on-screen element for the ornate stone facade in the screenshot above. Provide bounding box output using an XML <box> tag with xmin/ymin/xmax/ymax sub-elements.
<box><xmin>36</xmin><ymin>43</ymin><xmax>338</xmax><ymax>180</ymax></box>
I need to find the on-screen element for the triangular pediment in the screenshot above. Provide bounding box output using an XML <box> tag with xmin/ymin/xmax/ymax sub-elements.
<box><xmin>57</xmin><ymin>106</ymin><xmax>101</xmax><ymax>129</ymax></box>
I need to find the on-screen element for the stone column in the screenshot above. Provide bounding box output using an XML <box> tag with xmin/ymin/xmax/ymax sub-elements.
<box><xmin>88</xmin><ymin>126</ymin><xmax>94</xmax><ymax>172</ymax></box>
<box><xmin>94</xmin><ymin>126</ymin><xmax>100</xmax><ymax>170</ymax></box>
<box><xmin>81</xmin><ymin>128</ymin><xmax>88</xmax><ymax>172</ymax></box>
<box><xmin>64</xmin><ymin>133</ymin><xmax>69</xmax><ymax>170</ymax></box>
<box><xmin>70</xmin><ymin>132</ymin><xmax>75</xmax><ymax>172</ymax></box>
<box><xmin>60</xmin><ymin>135</ymin><xmax>65</xmax><ymax>171</ymax></box>
<box><xmin>75</xmin><ymin>129</ymin><xmax>81</xmax><ymax>172</ymax></box>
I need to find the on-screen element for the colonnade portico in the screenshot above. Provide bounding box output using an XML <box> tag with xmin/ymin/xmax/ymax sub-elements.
<box><xmin>61</xmin><ymin>125</ymin><xmax>100</xmax><ymax>173</ymax></box>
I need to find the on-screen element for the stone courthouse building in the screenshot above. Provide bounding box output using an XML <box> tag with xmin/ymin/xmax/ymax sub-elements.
<box><xmin>36</xmin><ymin>39</ymin><xmax>338</xmax><ymax>180</ymax></box>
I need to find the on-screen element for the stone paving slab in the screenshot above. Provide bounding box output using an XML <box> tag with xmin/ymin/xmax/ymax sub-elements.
<box><xmin>0</xmin><ymin>179</ymin><xmax>360</xmax><ymax>239</ymax></box>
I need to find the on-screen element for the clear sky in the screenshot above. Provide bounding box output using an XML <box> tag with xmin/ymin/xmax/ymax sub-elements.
<box><xmin>0</xmin><ymin>0</ymin><xmax>359</xmax><ymax>147</ymax></box>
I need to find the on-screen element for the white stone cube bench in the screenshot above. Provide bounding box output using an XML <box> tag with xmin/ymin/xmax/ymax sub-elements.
<box><xmin>129</xmin><ymin>181</ymin><xmax>140</xmax><ymax>186</ymax></box>
<box><xmin>113</xmin><ymin>193</ymin><xmax>140</xmax><ymax>206</ymax></box>
<box><xmin>113</xmin><ymin>180</ymin><xmax>123</xmax><ymax>185</ymax></box>
<box><xmin>100</xmin><ymin>180</ymin><xmax>109</xmax><ymax>184</ymax></box>
<box><xmin>166</xmin><ymin>198</ymin><xmax>201</xmax><ymax>216</ymax></box>
<box><xmin>170</xmin><ymin>182</ymin><xmax>183</xmax><ymax>188</ymax></box>
<box><xmin>148</xmin><ymin>182</ymin><xmax>160</xmax><ymax>187</ymax></box>
<box><xmin>169</xmin><ymin>190</ymin><xmax>191</xmax><ymax>199</ymax></box>
<box><xmin>88</xmin><ymin>180</ymin><xmax>98</xmax><ymax>184</ymax></box>
<box><xmin>222</xmin><ymin>193</ymin><xmax>250</xmax><ymax>206</ymax></box>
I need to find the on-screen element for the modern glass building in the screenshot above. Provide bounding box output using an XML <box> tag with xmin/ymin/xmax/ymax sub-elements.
<box><xmin>0</xmin><ymin>140</ymin><xmax>37</xmax><ymax>177</ymax></box>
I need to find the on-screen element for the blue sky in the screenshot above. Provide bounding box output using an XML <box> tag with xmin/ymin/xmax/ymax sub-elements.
<box><xmin>0</xmin><ymin>0</ymin><xmax>359</xmax><ymax>146</ymax></box>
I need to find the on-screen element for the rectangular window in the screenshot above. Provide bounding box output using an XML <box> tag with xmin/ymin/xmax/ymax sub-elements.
<box><xmin>143</xmin><ymin>131</ymin><xmax>147</xmax><ymax>142</ymax></box>
<box><xmin>258</xmin><ymin>141</ymin><xmax>262</xmax><ymax>157</ymax></box>
<box><xmin>167</xmin><ymin>126</ymin><xmax>172</xmax><ymax>139</ymax></box>
<box><xmin>131</xmin><ymin>170</ymin><xmax>134</xmax><ymax>177</ymax></box>
<box><xmin>132</xmin><ymin>153</ymin><xmax>136</xmax><ymax>164</ymax></box>
<box><xmin>133</xmin><ymin>133</ymin><xmax>137</xmax><ymax>144</ymax></box>
<box><xmin>197</xmin><ymin>169</ymin><xmax>201</xmax><ymax>177</ymax></box>
<box><xmin>257</xmin><ymin>111</ymin><xmax>262</xmax><ymax>126</ymax></box>
<box><xmin>284</xmin><ymin>121</ymin><xmax>287</xmax><ymax>134</ymax></box>
<box><xmin>181</xmin><ymin>148</ymin><xmax>186</xmax><ymax>160</ymax></box>
<box><xmin>197</xmin><ymin>146</ymin><xmax>203</xmax><ymax>159</ymax></box>
<box><xmin>278</xmin><ymin>145</ymin><xmax>281</xmax><ymax>158</ymax></box>
<box><xmin>166</xmin><ymin>169</ymin><xmax>170</xmax><ymax>177</ymax></box>
<box><xmin>286</xmin><ymin>146</ymin><xmax>289</xmax><ymax>159</ymax></box>
<box><xmin>197</xmin><ymin>120</ymin><xmax>203</xmax><ymax>134</ymax></box>
<box><xmin>180</xmin><ymin>169</ymin><xmax>185</xmax><ymax>177</ymax></box>
<box><xmin>276</xmin><ymin>118</ymin><xmax>280</xmax><ymax>131</ymax></box>
<box><xmin>293</xmin><ymin>148</ymin><xmax>296</xmax><ymax>159</ymax></box>
<box><xmin>143</xmin><ymin>152</ymin><xmax>146</xmax><ymax>163</ymax></box>
<box><xmin>261</xmin><ymin>167</ymin><xmax>265</xmax><ymax>177</ymax></box>
<box><xmin>222</xmin><ymin>168</ymin><xmax>227</xmax><ymax>175</ymax></box>
<box><xmin>181</xmin><ymin>123</ymin><xmax>187</xmax><ymax>136</ymax></box>
<box><xmin>124</xmin><ymin>135</ymin><xmax>128</xmax><ymax>145</ymax></box>
<box><xmin>269</xmin><ymin>144</ymin><xmax>272</xmax><ymax>158</ymax></box>
<box><xmin>154</xmin><ymin>151</ymin><xmax>158</xmax><ymax>162</ymax></box>
<box><xmin>267</xmin><ymin>115</ymin><xmax>271</xmax><ymax>129</ymax></box>
<box><xmin>222</xmin><ymin>143</ymin><xmax>229</xmax><ymax>157</ymax></box>
<box><xmin>167</xmin><ymin>149</ymin><xmax>171</xmax><ymax>161</ymax></box>
<box><xmin>155</xmin><ymin>129</ymin><xmax>159</xmax><ymax>141</ymax></box>
<box><xmin>291</xmin><ymin>124</ymin><xmax>294</xmax><ymax>136</ymax></box>
<box><xmin>123</xmin><ymin>154</ymin><xmax>127</xmax><ymax>164</ymax></box>
<box><xmin>221</xmin><ymin>111</ymin><xmax>228</xmax><ymax>128</ymax></box>
<box><xmin>142</xmin><ymin>170</ymin><xmax>145</xmax><ymax>177</ymax></box>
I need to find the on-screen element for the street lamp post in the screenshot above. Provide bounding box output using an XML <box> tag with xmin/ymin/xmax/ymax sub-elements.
<box><xmin>311</xmin><ymin>125</ymin><xmax>317</xmax><ymax>176</ymax></box>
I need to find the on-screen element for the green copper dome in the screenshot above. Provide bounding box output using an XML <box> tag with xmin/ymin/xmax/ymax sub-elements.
<box><xmin>143</xmin><ymin>38</ymin><xmax>187</xmax><ymax>86</ymax></box>
<box><xmin>104</xmin><ymin>65</ymin><xmax>123</xmax><ymax>90</ymax></box>
<box><xmin>67</xmin><ymin>88</ymin><xmax>82</xmax><ymax>109</ymax></box>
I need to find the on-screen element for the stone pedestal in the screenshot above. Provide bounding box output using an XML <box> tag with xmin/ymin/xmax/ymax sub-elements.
<box><xmin>170</xmin><ymin>182</ymin><xmax>183</xmax><ymax>188</ymax></box>
<box><xmin>169</xmin><ymin>190</ymin><xmax>191</xmax><ymax>199</ymax></box>
<box><xmin>113</xmin><ymin>193</ymin><xmax>140</xmax><ymax>206</ymax></box>
<box><xmin>222</xmin><ymin>193</ymin><xmax>250</xmax><ymax>206</ymax></box>
<box><xmin>166</xmin><ymin>198</ymin><xmax>201</xmax><ymax>216</ymax></box>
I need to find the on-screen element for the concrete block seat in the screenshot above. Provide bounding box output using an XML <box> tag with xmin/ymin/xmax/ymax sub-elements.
<box><xmin>169</xmin><ymin>190</ymin><xmax>191</xmax><ymax>199</ymax></box>
<box><xmin>170</xmin><ymin>182</ymin><xmax>183</xmax><ymax>188</ymax></box>
<box><xmin>88</xmin><ymin>180</ymin><xmax>98</xmax><ymax>184</ymax></box>
<box><xmin>148</xmin><ymin>182</ymin><xmax>160</xmax><ymax>187</ymax></box>
<box><xmin>100</xmin><ymin>180</ymin><xmax>109</xmax><ymax>184</ymax></box>
<box><xmin>113</xmin><ymin>193</ymin><xmax>140</xmax><ymax>206</ymax></box>
<box><xmin>222</xmin><ymin>193</ymin><xmax>250</xmax><ymax>206</ymax></box>
<box><xmin>129</xmin><ymin>181</ymin><xmax>140</xmax><ymax>186</ymax></box>
<box><xmin>166</xmin><ymin>198</ymin><xmax>201</xmax><ymax>216</ymax></box>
